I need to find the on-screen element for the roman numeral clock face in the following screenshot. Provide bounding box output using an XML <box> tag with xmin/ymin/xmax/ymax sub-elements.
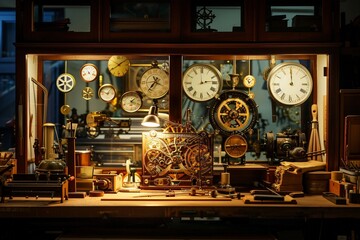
<box><xmin>267</xmin><ymin>62</ymin><xmax>313</xmax><ymax>106</ymax></box>
<box><xmin>182</xmin><ymin>63</ymin><xmax>223</xmax><ymax>102</ymax></box>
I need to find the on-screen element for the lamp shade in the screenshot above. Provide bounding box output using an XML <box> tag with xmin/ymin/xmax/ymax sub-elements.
<box><xmin>141</xmin><ymin>105</ymin><xmax>160</xmax><ymax>127</ymax></box>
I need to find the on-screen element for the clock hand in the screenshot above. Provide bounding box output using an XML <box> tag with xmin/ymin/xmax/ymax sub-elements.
<box><xmin>290</xmin><ymin>67</ymin><xmax>293</xmax><ymax>85</ymax></box>
<box><xmin>109</xmin><ymin>59</ymin><xmax>128</xmax><ymax>71</ymax></box>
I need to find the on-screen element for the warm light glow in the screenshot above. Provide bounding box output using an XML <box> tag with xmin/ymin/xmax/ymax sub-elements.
<box><xmin>141</xmin><ymin>105</ymin><xmax>160</xmax><ymax>127</ymax></box>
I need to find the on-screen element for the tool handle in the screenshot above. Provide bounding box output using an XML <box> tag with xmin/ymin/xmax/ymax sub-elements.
<box><xmin>311</xmin><ymin>104</ymin><xmax>318</xmax><ymax>122</ymax></box>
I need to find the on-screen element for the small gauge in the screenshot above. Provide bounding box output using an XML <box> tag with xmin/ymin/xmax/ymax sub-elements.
<box><xmin>243</xmin><ymin>75</ymin><xmax>256</xmax><ymax>88</ymax></box>
<box><xmin>120</xmin><ymin>91</ymin><xmax>143</xmax><ymax>113</ymax></box>
<box><xmin>80</xmin><ymin>63</ymin><xmax>98</xmax><ymax>82</ymax></box>
<box><xmin>98</xmin><ymin>84</ymin><xmax>116</xmax><ymax>102</ymax></box>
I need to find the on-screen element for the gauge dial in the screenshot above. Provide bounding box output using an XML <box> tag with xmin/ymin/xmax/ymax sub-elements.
<box><xmin>98</xmin><ymin>84</ymin><xmax>116</xmax><ymax>102</ymax></box>
<box><xmin>120</xmin><ymin>91</ymin><xmax>143</xmax><ymax>113</ymax></box>
<box><xmin>80</xmin><ymin>63</ymin><xmax>98</xmax><ymax>82</ymax></box>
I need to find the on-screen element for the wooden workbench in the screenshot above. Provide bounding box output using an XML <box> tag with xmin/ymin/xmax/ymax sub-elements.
<box><xmin>0</xmin><ymin>191</ymin><xmax>359</xmax><ymax>239</ymax></box>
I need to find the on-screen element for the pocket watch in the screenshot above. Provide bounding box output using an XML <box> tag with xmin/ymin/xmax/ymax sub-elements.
<box><xmin>140</xmin><ymin>61</ymin><xmax>169</xmax><ymax>99</ymax></box>
<box><xmin>98</xmin><ymin>84</ymin><xmax>117</xmax><ymax>102</ymax></box>
<box><xmin>80</xmin><ymin>63</ymin><xmax>98</xmax><ymax>82</ymax></box>
<box><xmin>120</xmin><ymin>91</ymin><xmax>143</xmax><ymax>113</ymax></box>
<box><xmin>108</xmin><ymin>55</ymin><xmax>130</xmax><ymax>77</ymax></box>
<box><xmin>267</xmin><ymin>62</ymin><xmax>313</xmax><ymax>106</ymax></box>
<box><xmin>182</xmin><ymin>63</ymin><xmax>223</xmax><ymax>102</ymax></box>
<box><xmin>82</xmin><ymin>86</ymin><xmax>94</xmax><ymax>100</ymax></box>
<box><xmin>56</xmin><ymin>73</ymin><xmax>76</xmax><ymax>93</ymax></box>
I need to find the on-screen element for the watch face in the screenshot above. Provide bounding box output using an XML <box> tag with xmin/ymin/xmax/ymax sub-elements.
<box><xmin>120</xmin><ymin>91</ymin><xmax>143</xmax><ymax>113</ymax></box>
<box><xmin>80</xmin><ymin>63</ymin><xmax>98</xmax><ymax>82</ymax></box>
<box><xmin>98</xmin><ymin>84</ymin><xmax>116</xmax><ymax>102</ymax></box>
<box><xmin>140</xmin><ymin>67</ymin><xmax>169</xmax><ymax>99</ymax></box>
<box><xmin>182</xmin><ymin>63</ymin><xmax>223</xmax><ymax>102</ymax></box>
<box><xmin>56</xmin><ymin>73</ymin><xmax>76</xmax><ymax>93</ymax></box>
<box><xmin>108</xmin><ymin>55</ymin><xmax>130</xmax><ymax>77</ymax></box>
<box><xmin>267</xmin><ymin>62</ymin><xmax>313</xmax><ymax>106</ymax></box>
<box><xmin>243</xmin><ymin>75</ymin><xmax>256</xmax><ymax>88</ymax></box>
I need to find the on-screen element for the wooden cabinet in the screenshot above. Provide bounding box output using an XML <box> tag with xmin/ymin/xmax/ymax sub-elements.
<box><xmin>15</xmin><ymin>0</ymin><xmax>341</xmax><ymax>174</ymax></box>
<box><xmin>16</xmin><ymin>0</ymin><xmax>339</xmax><ymax>43</ymax></box>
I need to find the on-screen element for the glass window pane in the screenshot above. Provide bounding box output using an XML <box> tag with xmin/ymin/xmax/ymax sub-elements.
<box><xmin>192</xmin><ymin>4</ymin><xmax>243</xmax><ymax>32</ymax></box>
<box><xmin>33</xmin><ymin>4</ymin><xmax>91</xmax><ymax>32</ymax></box>
<box><xmin>266</xmin><ymin>1</ymin><xmax>322</xmax><ymax>32</ymax></box>
<box><xmin>110</xmin><ymin>1</ymin><xmax>171</xmax><ymax>32</ymax></box>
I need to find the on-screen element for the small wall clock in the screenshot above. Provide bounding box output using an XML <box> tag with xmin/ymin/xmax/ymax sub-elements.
<box><xmin>80</xmin><ymin>63</ymin><xmax>98</xmax><ymax>82</ymax></box>
<box><xmin>139</xmin><ymin>61</ymin><xmax>169</xmax><ymax>99</ymax></box>
<box><xmin>98</xmin><ymin>84</ymin><xmax>116</xmax><ymax>102</ymax></box>
<box><xmin>108</xmin><ymin>55</ymin><xmax>130</xmax><ymax>77</ymax></box>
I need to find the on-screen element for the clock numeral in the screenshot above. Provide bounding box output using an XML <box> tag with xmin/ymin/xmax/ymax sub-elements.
<box><xmin>300</xmin><ymin>88</ymin><xmax>307</xmax><ymax>94</ymax></box>
<box><xmin>192</xmin><ymin>91</ymin><xmax>197</xmax><ymax>97</ymax></box>
<box><xmin>288</xmin><ymin>95</ymin><xmax>292</xmax><ymax>102</ymax></box>
<box><xmin>200</xmin><ymin>93</ymin><xmax>203</xmax><ymax>99</ymax></box>
<box><xmin>210</xmin><ymin>86</ymin><xmax>216</xmax><ymax>92</ymax></box>
<box><xmin>187</xmin><ymin>86</ymin><xmax>194</xmax><ymax>92</ymax></box>
<box><xmin>275</xmin><ymin>88</ymin><xmax>282</xmax><ymax>94</ymax></box>
<box><xmin>280</xmin><ymin>93</ymin><xmax>285</xmax><ymax>100</ymax></box>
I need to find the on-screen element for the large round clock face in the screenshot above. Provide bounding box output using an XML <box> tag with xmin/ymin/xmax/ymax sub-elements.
<box><xmin>80</xmin><ymin>63</ymin><xmax>98</xmax><ymax>82</ymax></box>
<box><xmin>267</xmin><ymin>62</ymin><xmax>313</xmax><ymax>106</ymax></box>
<box><xmin>108</xmin><ymin>55</ymin><xmax>130</xmax><ymax>77</ymax></box>
<box><xmin>140</xmin><ymin>67</ymin><xmax>169</xmax><ymax>99</ymax></box>
<box><xmin>182</xmin><ymin>63</ymin><xmax>223</xmax><ymax>102</ymax></box>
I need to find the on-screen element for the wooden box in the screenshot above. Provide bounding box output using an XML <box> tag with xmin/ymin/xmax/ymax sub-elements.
<box><xmin>304</xmin><ymin>171</ymin><xmax>331</xmax><ymax>195</ymax></box>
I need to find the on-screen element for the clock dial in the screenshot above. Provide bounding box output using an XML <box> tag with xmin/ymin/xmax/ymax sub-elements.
<box><xmin>82</xmin><ymin>86</ymin><xmax>94</xmax><ymax>100</ymax></box>
<box><xmin>98</xmin><ymin>84</ymin><xmax>116</xmax><ymax>102</ymax></box>
<box><xmin>243</xmin><ymin>75</ymin><xmax>256</xmax><ymax>88</ymax></box>
<box><xmin>267</xmin><ymin>62</ymin><xmax>313</xmax><ymax>106</ymax></box>
<box><xmin>120</xmin><ymin>91</ymin><xmax>143</xmax><ymax>113</ymax></box>
<box><xmin>80</xmin><ymin>63</ymin><xmax>98</xmax><ymax>82</ymax></box>
<box><xmin>108</xmin><ymin>55</ymin><xmax>130</xmax><ymax>77</ymax></box>
<box><xmin>140</xmin><ymin>66</ymin><xmax>169</xmax><ymax>99</ymax></box>
<box><xmin>224</xmin><ymin>134</ymin><xmax>248</xmax><ymax>158</ymax></box>
<box><xmin>182</xmin><ymin>63</ymin><xmax>223</xmax><ymax>102</ymax></box>
<box><xmin>56</xmin><ymin>73</ymin><xmax>76</xmax><ymax>93</ymax></box>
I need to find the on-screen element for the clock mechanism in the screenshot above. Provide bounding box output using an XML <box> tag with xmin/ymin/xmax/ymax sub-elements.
<box><xmin>141</xmin><ymin>126</ymin><xmax>213</xmax><ymax>189</ymax></box>
<box><xmin>209</xmin><ymin>90</ymin><xmax>258</xmax><ymax>136</ymax></box>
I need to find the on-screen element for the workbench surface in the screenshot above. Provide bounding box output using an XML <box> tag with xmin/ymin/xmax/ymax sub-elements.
<box><xmin>1</xmin><ymin>191</ymin><xmax>360</xmax><ymax>219</ymax></box>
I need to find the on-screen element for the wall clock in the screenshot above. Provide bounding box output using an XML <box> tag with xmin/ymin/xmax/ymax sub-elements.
<box><xmin>139</xmin><ymin>61</ymin><xmax>169</xmax><ymax>99</ymax></box>
<box><xmin>56</xmin><ymin>73</ymin><xmax>76</xmax><ymax>93</ymax></box>
<box><xmin>107</xmin><ymin>55</ymin><xmax>130</xmax><ymax>77</ymax></box>
<box><xmin>120</xmin><ymin>91</ymin><xmax>143</xmax><ymax>113</ymax></box>
<box><xmin>98</xmin><ymin>84</ymin><xmax>117</xmax><ymax>102</ymax></box>
<box><xmin>267</xmin><ymin>62</ymin><xmax>313</xmax><ymax>106</ymax></box>
<box><xmin>80</xmin><ymin>63</ymin><xmax>98</xmax><ymax>82</ymax></box>
<box><xmin>182</xmin><ymin>63</ymin><xmax>222</xmax><ymax>102</ymax></box>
